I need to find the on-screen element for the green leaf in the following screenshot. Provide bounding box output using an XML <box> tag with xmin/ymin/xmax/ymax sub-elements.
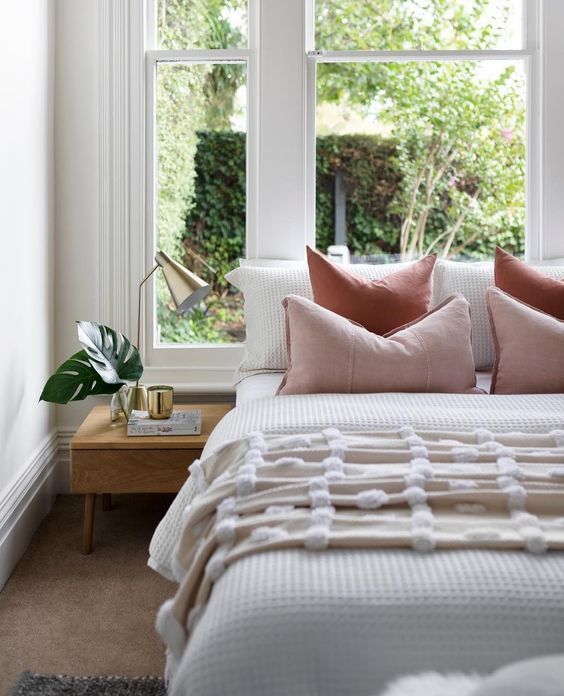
<box><xmin>40</xmin><ymin>350</ymin><xmax>122</xmax><ymax>404</ymax></box>
<box><xmin>77</xmin><ymin>321</ymin><xmax>143</xmax><ymax>385</ymax></box>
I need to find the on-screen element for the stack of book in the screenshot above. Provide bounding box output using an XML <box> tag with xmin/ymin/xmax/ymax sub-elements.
<box><xmin>127</xmin><ymin>410</ymin><xmax>202</xmax><ymax>436</ymax></box>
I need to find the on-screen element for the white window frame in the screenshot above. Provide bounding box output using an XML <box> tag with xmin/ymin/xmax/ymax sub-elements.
<box><xmin>142</xmin><ymin>2</ymin><xmax>257</xmax><ymax>391</ymax></box>
<box><xmin>98</xmin><ymin>0</ymin><xmax>564</xmax><ymax>392</ymax></box>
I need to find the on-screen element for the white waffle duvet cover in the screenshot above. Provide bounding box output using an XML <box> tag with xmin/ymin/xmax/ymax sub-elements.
<box><xmin>149</xmin><ymin>392</ymin><xmax>564</xmax><ymax>696</ymax></box>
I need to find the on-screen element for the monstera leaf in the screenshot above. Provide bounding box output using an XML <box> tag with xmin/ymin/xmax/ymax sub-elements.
<box><xmin>77</xmin><ymin>321</ymin><xmax>143</xmax><ymax>385</ymax></box>
<box><xmin>40</xmin><ymin>350</ymin><xmax>123</xmax><ymax>404</ymax></box>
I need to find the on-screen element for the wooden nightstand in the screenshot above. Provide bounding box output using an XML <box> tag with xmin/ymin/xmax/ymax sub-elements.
<box><xmin>70</xmin><ymin>403</ymin><xmax>232</xmax><ymax>554</ymax></box>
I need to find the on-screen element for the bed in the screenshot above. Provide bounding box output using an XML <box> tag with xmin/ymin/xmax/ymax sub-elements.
<box><xmin>149</xmin><ymin>259</ymin><xmax>564</xmax><ymax>696</ymax></box>
<box><xmin>150</xmin><ymin>379</ymin><xmax>564</xmax><ymax>696</ymax></box>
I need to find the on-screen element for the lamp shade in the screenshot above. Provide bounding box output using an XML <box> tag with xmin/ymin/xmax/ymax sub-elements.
<box><xmin>155</xmin><ymin>250</ymin><xmax>210</xmax><ymax>312</ymax></box>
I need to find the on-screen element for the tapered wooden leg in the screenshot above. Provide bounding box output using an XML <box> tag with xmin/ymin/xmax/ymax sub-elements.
<box><xmin>102</xmin><ymin>493</ymin><xmax>112</xmax><ymax>512</ymax></box>
<box><xmin>82</xmin><ymin>493</ymin><xmax>96</xmax><ymax>554</ymax></box>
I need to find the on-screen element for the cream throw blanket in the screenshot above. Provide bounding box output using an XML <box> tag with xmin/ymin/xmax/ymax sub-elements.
<box><xmin>157</xmin><ymin>426</ymin><xmax>564</xmax><ymax>665</ymax></box>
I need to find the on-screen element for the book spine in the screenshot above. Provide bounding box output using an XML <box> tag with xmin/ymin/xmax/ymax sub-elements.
<box><xmin>157</xmin><ymin>429</ymin><xmax>200</xmax><ymax>436</ymax></box>
<box><xmin>127</xmin><ymin>426</ymin><xmax>201</xmax><ymax>436</ymax></box>
<box><xmin>127</xmin><ymin>426</ymin><xmax>159</xmax><ymax>436</ymax></box>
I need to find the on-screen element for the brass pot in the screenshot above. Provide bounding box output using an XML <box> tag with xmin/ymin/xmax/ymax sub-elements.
<box><xmin>147</xmin><ymin>385</ymin><xmax>174</xmax><ymax>419</ymax></box>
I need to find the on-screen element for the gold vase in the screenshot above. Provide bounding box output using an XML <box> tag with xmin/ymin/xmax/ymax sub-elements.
<box><xmin>126</xmin><ymin>384</ymin><xmax>148</xmax><ymax>414</ymax></box>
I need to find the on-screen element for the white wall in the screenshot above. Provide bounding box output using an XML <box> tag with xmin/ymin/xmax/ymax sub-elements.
<box><xmin>0</xmin><ymin>0</ymin><xmax>56</xmax><ymax>494</ymax></box>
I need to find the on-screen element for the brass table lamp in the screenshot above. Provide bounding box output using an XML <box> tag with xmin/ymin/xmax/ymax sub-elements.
<box><xmin>127</xmin><ymin>250</ymin><xmax>210</xmax><ymax>412</ymax></box>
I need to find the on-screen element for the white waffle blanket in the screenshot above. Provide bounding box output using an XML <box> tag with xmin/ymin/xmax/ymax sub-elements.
<box><xmin>149</xmin><ymin>393</ymin><xmax>564</xmax><ymax>696</ymax></box>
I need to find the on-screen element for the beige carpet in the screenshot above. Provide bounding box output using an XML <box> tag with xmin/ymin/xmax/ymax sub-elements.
<box><xmin>0</xmin><ymin>493</ymin><xmax>176</xmax><ymax>694</ymax></box>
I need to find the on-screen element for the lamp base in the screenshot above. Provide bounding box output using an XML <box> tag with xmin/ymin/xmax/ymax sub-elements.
<box><xmin>126</xmin><ymin>384</ymin><xmax>148</xmax><ymax>414</ymax></box>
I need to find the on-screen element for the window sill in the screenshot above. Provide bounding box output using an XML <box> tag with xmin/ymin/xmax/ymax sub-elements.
<box><xmin>140</xmin><ymin>365</ymin><xmax>236</xmax><ymax>396</ymax></box>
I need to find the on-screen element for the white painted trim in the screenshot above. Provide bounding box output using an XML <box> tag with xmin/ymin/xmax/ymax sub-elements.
<box><xmin>305</xmin><ymin>0</ymin><xmax>316</xmax><ymax>248</ymax></box>
<box><xmin>527</xmin><ymin>0</ymin><xmax>542</xmax><ymax>262</ymax></box>
<box><xmin>98</xmin><ymin>0</ymin><xmax>132</xmax><ymax>335</ymax></box>
<box><xmin>244</xmin><ymin>0</ymin><xmax>260</xmax><ymax>260</ymax></box>
<box><xmin>0</xmin><ymin>431</ymin><xmax>61</xmax><ymax>590</ymax></box>
<box><xmin>255</xmin><ymin>0</ymin><xmax>308</xmax><ymax>258</ymax></box>
<box><xmin>146</xmin><ymin>48</ymin><xmax>251</xmax><ymax>62</ymax></box>
<box><xmin>305</xmin><ymin>54</ymin><xmax>317</xmax><ymax>244</ymax></box>
<box><xmin>129</xmin><ymin>0</ymin><xmax>148</xmax><ymax>344</ymax></box>
<box><xmin>141</xmin><ymin>366</ymin><xmax>236</xmax><ymax>394</ymax></box>
<box><xmin>541</xmin><ymin>0</ymin><xmax>564</xmax><ymax>259</ymax></box>
<box><xmin>313</xmin><ymin>49</ymin><xmax>534</xmax><ymax>62</ymax></box>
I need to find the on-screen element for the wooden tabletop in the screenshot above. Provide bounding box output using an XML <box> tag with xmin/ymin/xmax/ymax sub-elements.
<box><xmin>71</xmin><ymin>403</ymin><xmax>233</xmax><ymax>450</ymax></box>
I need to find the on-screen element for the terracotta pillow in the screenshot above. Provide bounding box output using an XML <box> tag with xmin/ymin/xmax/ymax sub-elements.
<box><xmin>277</xmin><ymin>294</ymin><xmax>481</xmax><ymax>396</ymax></box>
<box><xmin>307</xmin><ymin>246</ymin><xmax>437</xmax><ymax>335</ymax></box>
<box><xmin>495</xmin><ymin>246</ymin><xmax>564</xmax><ymax>319</ymax></box>
<box><xmin>487</xmin><ymin>287</ymin><xmax>564</xmax><ymax>394</ymax></box>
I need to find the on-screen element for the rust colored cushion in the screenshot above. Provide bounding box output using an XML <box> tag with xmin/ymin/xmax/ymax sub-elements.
<box><xmin>306</xmin><ymin>246</ymin><xmax>436</xmax><ymax>335</ymax></box>
<box><xmin>494</xmin><ymin>246</ymin><xmax>564</xmax><ymax>319</ymax></box>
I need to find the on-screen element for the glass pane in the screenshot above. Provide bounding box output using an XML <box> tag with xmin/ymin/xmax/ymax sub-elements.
<box><xmin>156</xmin><ymin>62</ymin><xmax>246</xmax><ymax>344</ymax></box>
<box><xmin>316</xmin><ymin>60</ymin><xmax>525</xmax><ymax>262</ymax></box>
<box><xmin>316</xmin><ymin>0</ymin><xmax>523</xmax><ymax>51</ymax></box>
<box><xmin>157</xmin><ymin>0</ymin><xmax>247</xmax><ymax>50</ymax></box>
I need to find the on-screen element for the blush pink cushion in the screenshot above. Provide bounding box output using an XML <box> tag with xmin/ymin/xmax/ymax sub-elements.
<box><xmin>307</xmin><ymin>246</ymin><xmax>437</xmax><ymax>335</ymax></box>
<box><xmin>487</xmin><ymin>287</ymin><xmax>564</xmax><ymax>394</ymax></box>
<box><xmin>277</xmin><ymin>294</ymin><xmax>480</xmax><ymax>395</ymax></box>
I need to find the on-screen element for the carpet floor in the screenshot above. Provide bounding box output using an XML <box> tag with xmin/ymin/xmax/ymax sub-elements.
<box><xmin>0</xmin><ymin>494</ymin><xmax>176</xmax><ymax>694</ymax></box>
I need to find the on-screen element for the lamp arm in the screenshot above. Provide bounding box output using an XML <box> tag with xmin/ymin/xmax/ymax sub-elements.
<box><xmin>136</xmin><ymin>263</ymin><xmax>159</xmax><ymax>385</ymax></box>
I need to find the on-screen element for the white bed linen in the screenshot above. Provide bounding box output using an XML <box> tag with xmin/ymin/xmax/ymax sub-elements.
<box><xmin>235</xmin><ymin>372</ymin><xmax>283</xmax><ymax>405</ymax></box>
<box><xmin>235</xmin><ymin>372</ymin><xmax>495</xmax><ymax>406</ymax></box>
<box><xmin>149</xmin><ymin>393</ymin><xmax>564</xmax><ymax>696</ymax></box>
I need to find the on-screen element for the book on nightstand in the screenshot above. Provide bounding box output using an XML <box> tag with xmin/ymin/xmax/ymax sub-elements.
<box><xmin>127</xmin><ymin>409</ymin><xmax>202</xmax><ymax>436</ymax></box>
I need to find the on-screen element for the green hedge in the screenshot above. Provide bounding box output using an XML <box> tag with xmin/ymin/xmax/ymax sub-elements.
<box><xmin>182</xmin><ymin>130</ymin><xmax>523</xmax><ymax>289</ymax></box>
<box><xmin>183</xmin><ymin>131</ymin><xmax>406</xmax><ymax>287</ymax></box>
<box><xmin>184</xmin><ymin>131</ymin><xmax>246</xmax><ymax>289</ymax></box>
<box><xmin>315</xmin><ymin>135</ymin><xmax>399</xmax><ymax>256</ymax></box>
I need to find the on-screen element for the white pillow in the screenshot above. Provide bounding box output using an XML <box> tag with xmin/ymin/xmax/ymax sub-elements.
<box><xmin>433</xmin><ymin>261</ymin><xmax>495</xmax><ymax>370</ymax></box>
<box><xmin>225</xmin><ymin>261</ymin><xmax>413</xmax><ymax>383</ymax></box>
<box><xmin>239</xmin><ymin>258</ymin><xmax>305</xmax><ymax>268</ymax></box>
<box><xmin>433</xmin><ymin>260</ymin><xmax>564</xmax><ymax>370</ymax></box>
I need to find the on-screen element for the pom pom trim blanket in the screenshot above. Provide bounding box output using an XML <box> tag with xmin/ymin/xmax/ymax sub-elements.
<box><xmin>158</xmin><ymin>426</ymin><xmax>564</xmax><ymax>667</ymax></box>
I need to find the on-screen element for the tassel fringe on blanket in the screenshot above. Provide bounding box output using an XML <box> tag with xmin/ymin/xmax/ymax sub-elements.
<box><xmin>157</xmin><ymin>426</ymin><xmax>564</xmax><ymax>666</ymax></box>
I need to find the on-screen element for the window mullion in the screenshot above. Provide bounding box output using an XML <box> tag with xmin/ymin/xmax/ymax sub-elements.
<box><xmin>313</xmin><ymin>49</ymin><xmax>533</xmax><ymax>63</ymax></box>
<box><xmin>254</xmin><ymin>0</ymin><xmax>309</xmax><ymax>259</ymax></box>
<box><xmin>148</xmin><ymin>48</ymin><xmax>251</xmax><ymax>63</ymax></box>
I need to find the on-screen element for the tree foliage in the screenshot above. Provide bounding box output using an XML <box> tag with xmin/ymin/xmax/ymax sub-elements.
<box><xmin>316</xmin><ymin>0</ymin><xmax>525</xmax><ymax>259</ymax></box>
<box><xmin>155</xmin><ymin>0</ymin><xmax>246</xmax><ymax>343</ymax></box>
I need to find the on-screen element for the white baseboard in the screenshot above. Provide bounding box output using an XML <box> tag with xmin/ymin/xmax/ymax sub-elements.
<box><xmin>0</xmin><ymin>430</ymin><xmax>62</xmax><ymax>590</ymax></box>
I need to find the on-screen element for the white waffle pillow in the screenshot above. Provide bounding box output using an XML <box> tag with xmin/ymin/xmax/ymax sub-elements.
<box><xmin>434</xmin><ymin>260</ymin><xmax>564</xmax><ymax>370</ymax></box>
<box><xmin>226</xmin><ymin>261</ymin><xmax>412</xmax><ymax>383</ymax></box>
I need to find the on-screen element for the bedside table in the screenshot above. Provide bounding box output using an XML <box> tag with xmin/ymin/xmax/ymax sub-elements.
<box><xmin>70</xmin><ymin>403</ymin><xmax>232</xmax><ymax>554</ymax></box>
